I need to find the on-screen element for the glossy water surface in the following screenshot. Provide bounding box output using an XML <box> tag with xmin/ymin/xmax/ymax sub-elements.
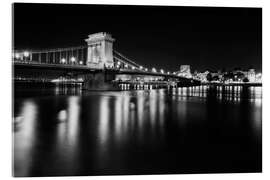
<box><xmin>13</xmin><ymin>85</ymin><xmax>262</xmax><ymax>176</ymax></box>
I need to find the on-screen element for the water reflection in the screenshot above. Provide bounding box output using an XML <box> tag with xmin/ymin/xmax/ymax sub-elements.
<box><xmin>174</xmin><ymin>85</ymin><xmax>262</xmax><ymax>102</ymax></box>
<box><xmin>13</xmin><ymin>85</ymin><xmax>262</xmax><ymax>176</ymax></box>
<box><xmin>98</xmin><ymin>96</ymin><xmax>110</xmax><ymax>146</ymax></box>
<box><xmin>14</xmin><ymin>100</ymin><xmax>38</xmax><ymax>176</ymax></box>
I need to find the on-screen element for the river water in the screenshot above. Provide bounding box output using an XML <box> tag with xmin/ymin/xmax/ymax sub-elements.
<box><xmin>13</xmin><ymin>85</ymin><xmax>262</xmax><ymax>176</ymax></box>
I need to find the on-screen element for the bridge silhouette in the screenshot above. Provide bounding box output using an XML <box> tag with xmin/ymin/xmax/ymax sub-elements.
<box><xmin>13</xmin><ymin>32</ymin><xmax>200</xmax><ymax>90</ymax></box>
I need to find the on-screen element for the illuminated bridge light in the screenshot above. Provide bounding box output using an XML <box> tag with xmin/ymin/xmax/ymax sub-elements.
<box><xmin>173</xmin><ymin>72</ymin><xmax>176</xmax><ymax>75</ymax></box>
<box><xmin>61</xmin><ymin>58</ymin><xmax>66</xmax><ymax>64</ymax></box>
<box><xmin>139</xmin><ymin>66</ymin><xmax>143</xmax><ymax>70</ymax></box>
<box><xmin>71</xmin><ymin>57</ymin><xmax>76</xmax><ymax>62</ymax></box>
<box><xmin>15</xmin><ymin>53</ymin><xmax>20</xmax><ymax>59</ymax></box>
<box><xmin>160</xmin><ymin>69</ymin><xmax>164</xmax><ymax>74</ymax></box>
<box><xmin>145</xmin><ymin>68</ymin><xmax>148</xmax><ymax>71</ymax></box>
<box><xmin>117</xmin><ymin>61</ymin><xmax>121</xmax><ymax>65</ymax></box>
<box><xmin>124</xmin><ymin>64</ymin><xmax>128</xmax><ymax>68</ymax></box>
<box><xmin>79</xmin><ymin>61</ymin><xmax>83</xmax><ymax>65</ymax></box>
<box><xmin>152</xmin><ymin>68</ymin><xmax>157</xmax><ymax>73</ymax></box>
<box><xmin>167</xmin><ymin>71</ymin><xmax>170</xmax><ymax>75</ymax></box>
<box><xmin>23</xmin><ymin>51</ymin><xmax>30</xmax><ymax>57</ymax></box>
<box><xmin>132</xmin><ymin>66</ymin><xmax>135</xmax><ymax>70</ymax></box>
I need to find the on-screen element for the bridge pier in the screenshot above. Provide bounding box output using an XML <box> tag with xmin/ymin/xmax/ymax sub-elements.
<box><xmin>82</xmin><ymin>70</ymin><xmax>119</xmax><ymax>91</ymax></box>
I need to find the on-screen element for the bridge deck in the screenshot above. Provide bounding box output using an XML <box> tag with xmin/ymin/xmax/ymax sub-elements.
<box><xmin>13</xmin><ymin>61</ymin><xmax>200</xmax><ymax>82</ymax></box>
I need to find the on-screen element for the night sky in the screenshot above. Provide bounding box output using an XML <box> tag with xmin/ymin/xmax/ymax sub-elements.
<box><xmin>13</xmin><ymin>3</ymin><xmax>262</xmax><ymax>73</ymax></box>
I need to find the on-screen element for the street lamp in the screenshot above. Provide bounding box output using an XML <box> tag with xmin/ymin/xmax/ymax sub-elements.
<box><xmin>61</xmin><ymin>58</ymin><xmax>66</xmax><ymax>64</ymax></box>
<box><xmin>71</xmin><ymin>57</ymin><xmax>76</xmax><ymax>63</ymax></box>
<box><xmin>15</xmin><ymin>53</ymin><xmax>20</xmax><ymax>59</ymax></box>
<box><xmin>23</xmin><ymin>51</ymin><xmax>30</xmax><ymax>62</ymax></box>
<box><xmin>23</xmin><ymin>51</ymin><xmax>30</xmax><ymax>57</ymax></box>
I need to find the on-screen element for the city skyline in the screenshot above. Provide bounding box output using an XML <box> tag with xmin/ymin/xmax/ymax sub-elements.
<box><xmin>13</xmin><ymin>3</ymin><xmax>262</xmax><ymax>72</ymax></box>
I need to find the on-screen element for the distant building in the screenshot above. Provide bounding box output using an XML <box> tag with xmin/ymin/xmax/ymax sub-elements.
<box><xmin>178</xmin><ymin>65</ymin><xmax>192</xmax><ymax>78</ymax></box>
<box><xmin>195</xmin><ymin>71</ymin><xmax>209</xmax><ymax>82</ymax></box>
<box><xmin>255</xmin><ymin>73</ymin><xmax>262</xmax><ymax>83</ymax></box>
<box><xmin>247</xmin><ymin>69</ymin><xmax>256</xmax><ymax>82</ymax></box>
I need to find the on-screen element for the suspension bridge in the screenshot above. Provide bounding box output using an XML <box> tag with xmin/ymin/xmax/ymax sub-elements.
<box><xmin>13</xmin><ymin>32</ymin><xmax>200</xmax><ymax>90</ymax></box>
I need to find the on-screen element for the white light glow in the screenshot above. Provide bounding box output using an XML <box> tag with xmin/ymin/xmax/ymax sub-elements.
<box><xmin>15</xmin><ymin>53</ymin><xmax>20</xmax><ymax>59</ymax></box>
<box><xmin>99</xmin><ymin>97</ymin><xmax>110</xmax><ymax>145</ymax></box>
<box><xmin>14</xmin><ymin>100</ymin><xmax>38</xmax><ymax>176</ymax></box>
<box><xmin>23</xmin><ymin>51</ymin><xmax>30</xmax><ymax>57</ymax></box>
<box><xmin>67</xmin><ymin>96</ymin><xmax>80</xmax><ymax>145</ymax></box>
<box><xmin>61</xmin><ymin>58</ymin><xmax>66</xmax><ymax>63</ymax></box>
<box><xmin>71</xmin><ymin>57</ymin><xmax>76</xmax><ymax>62</ymax></box>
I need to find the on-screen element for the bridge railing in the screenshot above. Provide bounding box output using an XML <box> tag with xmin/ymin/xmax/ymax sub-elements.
<box><xmin>13</xmin><ymin>45</ymin><xmax>88</xmax><ymax>66</ymax></box>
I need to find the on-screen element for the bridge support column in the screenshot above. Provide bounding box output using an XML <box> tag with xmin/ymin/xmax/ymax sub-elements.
<box><xmin>53</xmin><ymin>52</ymin><xmax>55</xmax><ymax>63</ymax></box>
<box><xmin>85</xmin><ymin>32</ymin><xmax>115</xmax><ymax>69</ymax></box>
<box><xmin>82</xmin><ymin>70</ymin><xmax>118</xmax><ymax>90</ymax></box>
<box><xmin>38</xmin><ymin>53</ymin><xmax>41</xmax><ymax>63</ymax></box>
<box><xmin>46</xmin><ymin>52</ymin><xmax>49</xmax><ymax>63</ymax></box>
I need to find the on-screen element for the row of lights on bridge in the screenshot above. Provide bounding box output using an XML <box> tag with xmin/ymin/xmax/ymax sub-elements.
<box><xmin>13</xmin><ymin>51</ymin><xmax>30</xmax><ymax>59</ymax></box>
<box><xmin>116</xmin><ymin>61</ymin><xmax>177</xmax><ymax>75</ymax></box>
<box><xmin>60</xmin><ymin>57</ymin><xmax>83</xmax><ymax>65</ymax></box>
<box><xmin>14</xmin><ymin>52</ymin><xmax>178</xmax><ymax>76</ymax></box>
<box><xmin>14</xmin><ymin>51</ymin><xmax>84</xmax><ymax>65</ymax></box>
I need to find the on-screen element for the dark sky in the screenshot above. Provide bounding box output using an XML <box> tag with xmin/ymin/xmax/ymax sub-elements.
<box><xmin>13</xmin><ymin>3</ymin><xmax>262</xmax><ymax>72</ymax></box>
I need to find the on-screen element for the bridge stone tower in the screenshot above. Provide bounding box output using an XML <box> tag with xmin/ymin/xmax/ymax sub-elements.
<box><xmin>85</xmin><ymin>32</ymin><xmax>115</xmax><ymax>69</ymax></box>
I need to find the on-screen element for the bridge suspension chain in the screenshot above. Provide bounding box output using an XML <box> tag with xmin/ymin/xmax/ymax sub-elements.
<box><xmin>113</xmin><ymin>50</ymin><xmax>142</xmax><ymax>68</ymax></box>
<box><xmin>24</xmin><ymin>45</ymin><xmax>88</xmax><ymax>54</ymax></box>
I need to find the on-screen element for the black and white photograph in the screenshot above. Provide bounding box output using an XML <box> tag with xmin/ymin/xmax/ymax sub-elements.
<box><xmin>11</xmin><ymin>2</ymin><xmax>262</xmax><ymax>177</ymax></box>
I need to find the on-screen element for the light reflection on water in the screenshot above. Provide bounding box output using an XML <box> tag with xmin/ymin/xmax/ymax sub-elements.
<box><xmin>13</xmin><ymin>85</ymin><xmax>262</xmax><ymax>176</ymax></box>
